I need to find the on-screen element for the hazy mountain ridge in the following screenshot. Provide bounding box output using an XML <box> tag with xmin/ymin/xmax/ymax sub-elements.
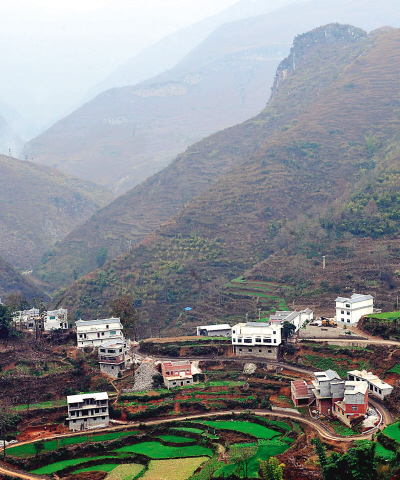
<box><xmin>85</xmin><ymin>0</ymin><xmax>305</xmax><ymax>100</ymax></box>
<box><xmin>34</xmin><ymin>23</ymin><xmax>365</xmax><ymax>292</ymax></box>
<box><xmin>49</xmin><ymin>23</ymin><xmax>400</xmax><ymax>332</ymax></box>
<box><xmin>23</xmin><ymin>13</ymin><xmax>289</xmax><ymax>195</ymax></box>
<box><xmin>0</xmin><ymin>155</ymin><xmax>113</xmax><ymax>271</ymax></box>
<box><xmin>23</xmin><ymin>0</ymin><xmax>400</xmax><ymax>198</ymax></box>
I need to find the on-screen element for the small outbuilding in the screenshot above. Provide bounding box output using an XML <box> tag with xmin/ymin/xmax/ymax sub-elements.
<box><xmin>196</xmin><ymin>324</ymin><xmax>231</xmax><ymax>337</ymax></box>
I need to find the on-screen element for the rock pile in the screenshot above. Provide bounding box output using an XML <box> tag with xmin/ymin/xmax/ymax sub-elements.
<box><xmin>131</xmin><ymin>361</ymin><xmax>160</xmax><ymax>392</ymax></box>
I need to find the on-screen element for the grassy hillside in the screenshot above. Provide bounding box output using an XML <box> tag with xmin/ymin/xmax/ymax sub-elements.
<box><xmin>50</xmin><ymin>24</ymin><xmax>400</xmax><ymax>335</ymax></box>
<box><xmin>34</xmin><ymin>24</ymin><xmax>368</xmax><ymax>292</ymax></box>
<box><xmin>0</xmin><ymin>155</ymin><xmax>113</xmax><ymax>271</ymax></box>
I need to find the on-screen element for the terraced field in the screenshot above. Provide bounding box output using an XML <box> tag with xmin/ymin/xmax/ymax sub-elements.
<box><xmin>116</xmin><ymin>441</ymin><xmax>212</xmax><ymax>459</ymax></box>
<box><xmin>22</xmin><ymin>416</ymin><xmax>296</xmax><ymax>480</ymax></box>
<box><xmin>8</xmin><ymin>430</ymin><xmax>139</xmax><ymax>458</ymax></box>
<box><xmin>141</xmin><ymin>457</ymin><xmax>209</xmax><ymax>480</ymax></box>
<box><xmin>224</xmin><ymin>278</ymin><xmax>290</xmax><ymax>312</ymax></box>
<box><xmin>201</xmin><ymin>420</ymin><xmax>280</xmax><ymax>439</ymax></box>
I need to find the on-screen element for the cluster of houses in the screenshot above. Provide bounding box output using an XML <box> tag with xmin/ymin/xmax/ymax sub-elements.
<box><xmin>197</xmin><ymin>308</ymin><xmax>314</xmax><ymax>360</ymax></box>
<box><xmin>291</xmin><ymin>368</ymin><xmax>393</xmax><ymax>427</ymax></box>
<box><xmin>13</xmin><ymin>307</ymin><xmax>69</xmax><ymax>331</ymax></box>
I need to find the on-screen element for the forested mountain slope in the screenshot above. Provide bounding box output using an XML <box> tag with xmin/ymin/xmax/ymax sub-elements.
<box><xmin>52</xmin><ymin>24</ymin><xmax>400</xmax><ymax>333</ymax></box>
<box><xmin>35</xmin><ymin>24</ymin><xmax>367</xmax><ymax>291</ymax></box>
<box><xmin>0</xmin><ymin>155</ymin><xmax>112</xmax><ymax>271</ymax></box>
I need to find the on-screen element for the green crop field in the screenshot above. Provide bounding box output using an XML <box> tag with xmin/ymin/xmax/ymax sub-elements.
<box><xmin>31</xmin><ymin>456</ymin><xmax>117</xmax><ymax>474</ymax></box>
<box><xmin>74</xmin><ymin>464</ymin><xmax>119</xmax><ymax>473</ymax></box>
<box><xmin>366</xmin><ymin>311</ymin><xmax>400</xmax><ymax>320</ymax></box>
<box><xmin>8</xmin><ymin>430</ymin><xmax>139</xmax><ymax>458</ymax></box>
<box><xmin>171</xmin><ymin>427</ymin><xmax>205</xmax><ymax>434</ymax></box>
<box><xmin>12</xmin><ymin>399</ymin><xmax>67</xmax><ymax>411</ymax></box>
<box><xmin>141</xmin><ymin>457</ymin><xmax>208</xmax><ymax>480</ymax></box>
<box><xmin>383</xmin><ymin>422</ymin><xmax>400</xmax><ymax>442</ymax></box>
<box><xmin>388</xmin><ymin>363</ymin><xmax>400</xmax><ymax>375</ymax></box>
<box><xmin>202</xmin><ymin>421</ymin><xmax>280</xmax><ymax>439</ymax></box>
<box><xmin>116</xmin><ymin>441</ymin><xmax>212</xmax><ymax>459</ymax></box>
<box><xmin>158</xmin><ymin>435</ymin><xmax>195</xmax><ymax>443</ymax></box>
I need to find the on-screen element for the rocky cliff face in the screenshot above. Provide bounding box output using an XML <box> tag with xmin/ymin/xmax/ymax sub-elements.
<box><xmin>270</xmin><ymin>24</ymin><xmax>366</xmax><ymax>100</ymax></box>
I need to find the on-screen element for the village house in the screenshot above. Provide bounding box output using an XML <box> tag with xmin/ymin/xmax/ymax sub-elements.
<box><xmin>291</xmin><ymin>380</ymin><xmax>314</xmax><ymax>406</ymax></box>
<box><xmin>13</xmin><ymin>307</ymin><xmax>69</xmax><ymax>331</ymax></box>
<box><xmin>98</xmin><ymin>339</ymin><xmax>130</xmax><ymax>378</ymax></box>
<box><xmin>231</xmin><ymin>322</ymin><xmax>282</xmax><ymax>360</ymax></box>
<box><xmin>269</xmin><ymin>308</ymin><xmax>313</xmax><ymax>332</ymax></box>
<box><xmin>196</xmin><ymin>324</ymin><xmax>231</xmax><ymax>336</ymax></box>
<box><xmin>76</xmin><ymin>318</ymin><xmax>124</xmax><ymax>348</ymax></box>
<box><xmin>161</xmin><ymin>360</ymin><xmax>193</xmax><ymax>389</ymax></box>
<box><xmin>66</xmin><ymin>392</ymin><xmax>109</xmax><ymax>431</ymax></box>
<box><xmin>335</xmin><ymin>293</ymin><xmax>374</xmax><ymax>325</ymax></box>
<box><xmin>332</xmin><ymin>381</ymin><xmax>369</xmax><ymax>427</ymax></box>
<box><xmin>311</xmin><ymin>369</ymin><xmax>345</xmax><ymax>416</ymax></box>
<box><xmin>347</xmin><ymin>369</ymin><xmax>393</xmax><ymax>400</ymax></box>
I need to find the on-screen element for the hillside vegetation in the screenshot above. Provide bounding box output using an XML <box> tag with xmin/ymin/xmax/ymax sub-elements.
<box><xmin>33</xmin><ymin>23</ymin><xmax>369</xmax><ymax>292</ymax></box>
<box><xmin>0</xmin><ymin>155</ymin><xmax>113</xmax><ymax>271</ymax></box>
<box><xmin>50</xmin><ymin>24</ymin><xmax>400</xmax><ymax>334</ymax></box>
<box><xmin>0</xmin><ymin>257</ymin><xmax>47</xmax><ymax>302</ymax></box>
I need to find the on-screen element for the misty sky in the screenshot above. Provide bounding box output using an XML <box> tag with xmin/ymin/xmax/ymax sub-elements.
<box><xmin>1</xmin><ymin>0</ymin><xmax>239</xmax><ymax>131</ymax></box>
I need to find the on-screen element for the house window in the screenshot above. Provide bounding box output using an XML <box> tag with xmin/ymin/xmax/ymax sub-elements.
<box><xmin>255</xmin><ymin>338</ymin><xmax>261</xmax><ymax>343</ymax></box>
<box><xmin>346</xmin><ymin>304</ymin><xmax>350</xmax><ymax>308</ymax></box>
<box><xmin>102</xmin><ymin>417</ymin><xmax>106</xmax><ymax>420</ymax></box>
<box><xmin>248</xmin><ymin>348</ymin><xmax>252</xmax><ymax>352</ymax></box>
<box><xmin>259</xmin><ymin>349</ymin><xmax>262</xmax><ymax>353</ymax></box>
<box><xmin>244</xmin><ymin>338</ymin><xmax>252</xmax><ymax>343</ymax></box>
<box><xmin>73</xmin><ymin>420</ymin><xmax>76</xmax><ymax>423</ymax></box>
<box><xmin>273</xmin><ymin>339</ymin><xmax>276</xmax><ymax>343</ymax></box>
<box><xmin>263</xmin><ymin>339</ymin><xmax>271</xmax><ymax>343</ymax></box>
<box><xmin>110</xmin><ymin>331</ymin><xmax>116</xmax><ymax>335</ymax></box>
<box><xmin>341</xmin><ymin>318</ymin><xmax>344</xmax><ymax>322</ymax></box>
<box><xmin>237</xmin><ymin>338</ymin><xmax>242</xmax><ymax>343</ymax></box>
<box><xmin>106</xmin><ymin>325</ymin><xmax>109</xmax><ymax>329</ymax></box>
<box><xmin>347</xmin><ymin>320</ymin><xmax>350</xmax><ymax>323</ymax></box>
<box><xmin>102</xmin><ymin>332</ymin><xmax>105</xmax><ymax>336</ymax></box>
<box><xmin>100</xmin><ymin>349</ymin><xmax>106</xmax><ymax>353</ymax></box>
<box><xmin>352</xmin><ymin>406</ymin><xmax>358</xmax><ymax>411</ymax></box>
<box><xmin>233</xmin><ymin>330</ymin><xmax>235</xmax><ymax>334</ymax></box>
<box><xmin>273</xmin><ymin>331</ymin><xmax>276</xmax><ymax>334</ymax></box>
<box><xmin>341</xmin><ymin>310</ymin><xmax>344</xmax><ymax>314</ymax></box>
<box><xmin>347</xmin><ymin>311</ymin><xmax>350</xmax><ymax>315</ymax></box>
<box><xmin>268</xmin><ymin>349</ymin><xmax>272</xmax><ymax>353</ymax></box>
<box><xmin>238</xmin><ymin>348</ymin><xmax>242</xmax><ymax>352</ymax></box>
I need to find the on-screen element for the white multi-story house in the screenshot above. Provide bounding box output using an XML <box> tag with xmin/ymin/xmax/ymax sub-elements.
<box><xmin>335</xmin><ymin>293</ymin><xmax>374</xmax><ymax>325</ymax></box>
<box><xmin>347</xmin><ymin>369</ymin><xmax>393</xmax><ymax>400</ymax></box>
<box><xmin>231</xmin><ymin>322</ymin><xmax>282</xmax><ymax>359</ymax></box>
<box><xmin>98</xmin><ymin>339</ymin><xmax>129</xmax><ymax>378</ymax></box>
<box><xmin>76</xmin><ymin>318</ymin><xmax>124</xmax><ymax>348</ymax></box>
<box><xmin>269</xmin><ymin>308</ymin><xmax>313</xmax><ymax>332</ymax></box>
<box><xmin>66</xmin><ymin>392</ymin><xmax>109</xmax><ymax>431</ymax></box>
<box><xmin>13</xmin><ymin>307</ymin><xmax>69</xmax><ymax>331</ymax></box>
<box><xmin>45</xmin><ymin>308</ymin><xmax>69</xmax><ymax>330</ymax></box>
